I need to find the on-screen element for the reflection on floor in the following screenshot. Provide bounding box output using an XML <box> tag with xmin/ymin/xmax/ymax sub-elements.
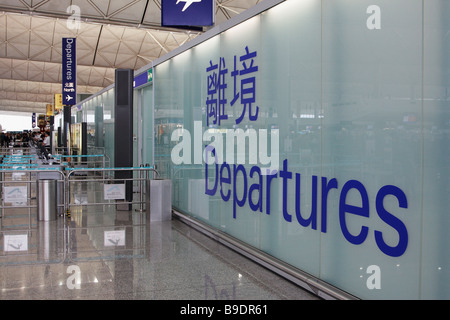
<box><xmin>0</xmin><ymin>203</ymin><xmax>319</xmax><ymax>300</ymax></box>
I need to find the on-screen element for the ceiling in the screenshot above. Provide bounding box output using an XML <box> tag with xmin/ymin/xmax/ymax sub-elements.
<box><xmin>0</xmin><ymin>0</ymin><xmax>266</xmax><ymax>114</ymax></box>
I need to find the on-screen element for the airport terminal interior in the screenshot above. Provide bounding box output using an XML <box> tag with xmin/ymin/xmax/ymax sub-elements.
<box><xmin>0</xmin><ymin>161</ymin><xmax>317</xmax><ymax>300</ymax></box>
<box><xmin>0</xmin><ymin>0</ymin><xmax>449</xmax><ymax>301</ymax></box>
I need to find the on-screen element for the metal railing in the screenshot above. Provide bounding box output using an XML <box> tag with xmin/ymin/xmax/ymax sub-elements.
<box><xmin>0</xmin><ymin>164</ymin><xmax>159</xmax><ymax>266</ymax></box>
<box><xmin>53</xmin><ymin>146</ymin><xmax>111</xmax><ymax>168</ymax></box>
<box><xmin>65</xmin><ymin>166</ymin><xmax>158</xmax><ymax>213</ymax></box>
<box><xmin>54</xmin><ymin>154</ymin><xmax>109</xmax><ymax>169</ymax></box>
<box><xmin>0</xmin><ymin>168</ymin><xmax>66</xmax><ymax>222</ymax></box>
<box><xmin>0</xmin><ymin>146</ymin><xmax>32</xmax><ymax>156</ymax></box>
<box><xmin>0</xmin><ymin>144</ymin><xmax>160</xmax><ymax>265</ymax></box>
<box><xmin>1</xmin><ymin>165</ymin><xmax>159</xmax><ymax>221</ymax></box>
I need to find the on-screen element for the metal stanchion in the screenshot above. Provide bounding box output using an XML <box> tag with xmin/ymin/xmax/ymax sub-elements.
<box><xmin>136</xmin><ymin>164</ymin><xmax>145</xmax><ymax>212</ymax></box>
<box><xmin>37</xmin><ymin>179</ymin><xmax>57</xmax><ymax>221</ymax></box>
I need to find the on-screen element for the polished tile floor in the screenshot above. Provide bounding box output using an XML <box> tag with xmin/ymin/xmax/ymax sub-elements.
<box><xmin>0</xmin><ymin>183</ymin><xmax>319</xmax><ymax>300</ymax></box>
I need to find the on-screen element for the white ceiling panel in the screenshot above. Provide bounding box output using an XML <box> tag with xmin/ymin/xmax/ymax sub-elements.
<box><xmin>0</xmin><ymin>0</ymin><xmax>268</xmax><ymax>114</ymax></box>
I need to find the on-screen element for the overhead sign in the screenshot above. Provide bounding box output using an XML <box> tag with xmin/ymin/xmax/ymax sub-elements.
<box><xmin>133</xmin><ymin>69</ymin><xmax>153</xmax><ymax>88</ymax></box>
<box><xmin>55</xmin><ymin>93</ymin><xmax>63</xmax><ymax>110</ymax></box>
<box><xmin>62</xmin><ymin>38</ymin><xmax>76</xmax><ymax>105</ymax></box>
<box><xmin>162</xmin><ymin>0</ymin><xmax>214</xmax><ymax>26</ymax></box>
<box><xmin>46</xmin><ymin>104</ymin><xmax>54</xmax><ymax>116</ymax></box>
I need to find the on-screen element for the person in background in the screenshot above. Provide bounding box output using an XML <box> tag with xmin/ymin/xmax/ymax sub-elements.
<box><xmin>43</xmin><ymin>132</ymin><xmax>50</xmax><ymax>147</ymax></box>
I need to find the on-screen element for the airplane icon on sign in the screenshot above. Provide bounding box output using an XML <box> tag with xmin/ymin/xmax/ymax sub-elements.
<box><xmin>66</xmin><ymin>95</ymin><xmax>73</xmax><ymax>102</ymax></box>
<box><xmin>176</xmin><ymin>0</ymin><xmax>202</xmax><ymax>12</ymax></box>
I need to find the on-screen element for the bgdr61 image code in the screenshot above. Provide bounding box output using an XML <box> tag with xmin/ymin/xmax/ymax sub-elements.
<box><xmin>224</xmin><ymin>305</ymin><xmax>267</xmax><ymax>315</ymax></box>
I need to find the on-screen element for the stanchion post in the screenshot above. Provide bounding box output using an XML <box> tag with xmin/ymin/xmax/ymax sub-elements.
<box><xmin>136</xmin><ymin>164</ymin><xmax>144</xmax><ymax>212</ymax></box>
<box><xmin>145</xmin><ymin>165</ymin><xmax>151</xmax><ymax>214</ymax></box>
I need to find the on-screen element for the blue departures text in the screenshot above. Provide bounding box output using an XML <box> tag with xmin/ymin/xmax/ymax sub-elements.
<box><xmin>206</xmin><ymin>157</ymin><xmax>409</xmax><ymax>258</ymax></box>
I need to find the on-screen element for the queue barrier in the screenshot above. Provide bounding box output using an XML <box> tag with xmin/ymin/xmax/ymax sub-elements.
<box><xmin>0</xmin><ymin>147</ymin><xmax>160</xmax><ymax>265</ymax></box>
<box><xmin>0</xmin><ymin>165</ymin><xmax>66</xmax><ymax>264</ymax></box>
<box><xmin>0</xmin><ymin>165</ymin><xmax>160</xmax><ymax>266</ymax></box>
<box><xmin>0</xmin><ymin>168</ymin><xmax>66</xmax><ymax>220</ymax></box>
<box><xmin>54</xmin><ymin>154</ymin><xmax>110</xmax><ymax>169</ymax></box>
<box><xmin>0</xmin><ymin>166</ymin><xmax>159</xmax><ymax>222</ymax></box>
<box><xmin>65</xmin><ymin>166</ymin><xmax>159</xmax><ymax>213</ymax></box>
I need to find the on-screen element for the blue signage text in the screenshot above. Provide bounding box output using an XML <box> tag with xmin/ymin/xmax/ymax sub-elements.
<box><xmin>205</xmin><ymin>157</ymin><xmax>409</xmax><ymax>258</ymax></box>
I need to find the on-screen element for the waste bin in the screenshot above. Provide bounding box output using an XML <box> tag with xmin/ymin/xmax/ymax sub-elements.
<box><xmin>37</xmin><ymin>179</ymin><xmax>57</xmax><ymax>221</ymax></box>
<box><xmin>36</xmin><ymin>164</ymin><xmax>64</xmax><ymax>215</ymax></box>
<box><xmin>149</xmin><ymin>179</ymin><xmax>172</xmax><ymax>221</ymax></box>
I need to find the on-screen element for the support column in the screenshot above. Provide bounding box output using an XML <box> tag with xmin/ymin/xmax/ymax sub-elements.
<box><xmin>114</xmin><ymin>69</ymin><xmax>134</xmax><ymax>208</ymax></box>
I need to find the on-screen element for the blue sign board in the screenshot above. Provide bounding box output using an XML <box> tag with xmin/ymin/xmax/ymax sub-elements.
<box><xmin>133</xmin><ymin>69</ymin><xmax>153</xmax><ymax>88</ymax></box>
<box><xmin>62</xmin><ymin>38</ymin><xmax>76</xmax><ymax>105</ymax></box>
<box><xmin>162</xmin><ymin>0</ymin><xmax>214</xmax><ymax>26</ymax></box>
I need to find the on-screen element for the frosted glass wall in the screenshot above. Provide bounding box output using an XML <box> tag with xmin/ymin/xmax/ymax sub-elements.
<box><xmin>73</xmin><ymin>88</ymin><xmax>115</xmax><ymax>165</ymax></box>
<box><xmin>150</xmin><ymin>0</ymin><xmax>449</xmax><ymax>299</ymax></box>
